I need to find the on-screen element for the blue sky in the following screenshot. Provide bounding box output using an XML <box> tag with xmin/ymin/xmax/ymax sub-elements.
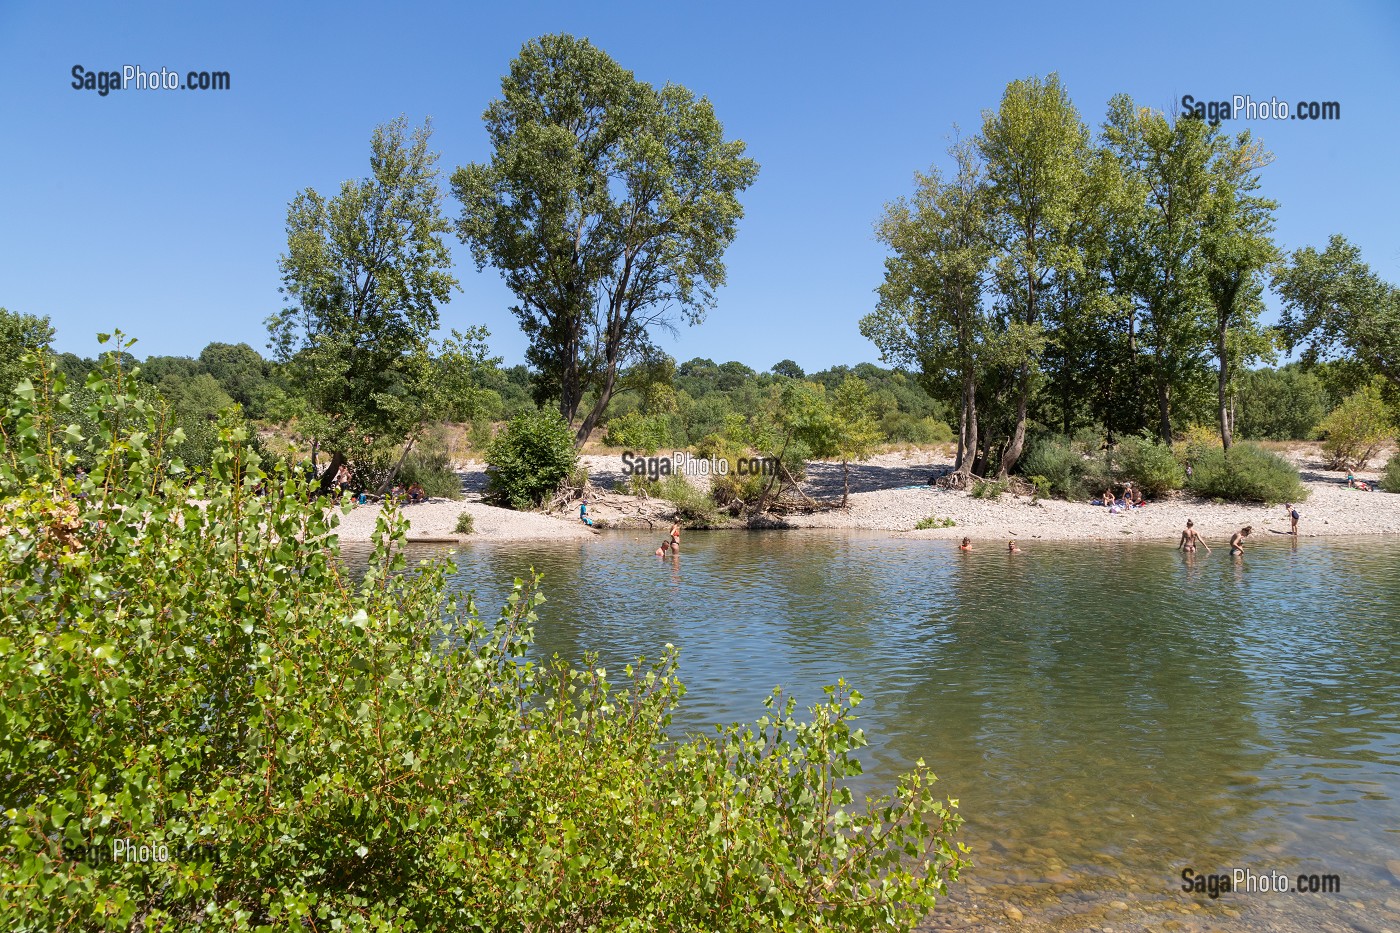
<box><xmin>2</xmin><ymin>0</ymin><xmax>1397</xmax><ymax>372</ymax></box>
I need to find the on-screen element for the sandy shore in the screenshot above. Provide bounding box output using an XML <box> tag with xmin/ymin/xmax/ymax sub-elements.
<box><xmin>330</xmin><ymin>446</ymin><xmax>1399</xmax><ymax>544</ymax></box>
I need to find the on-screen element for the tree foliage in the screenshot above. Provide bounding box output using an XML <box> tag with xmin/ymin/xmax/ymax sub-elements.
<box><xmin>0</xmin><ymin>345</ymin><xmax>964</xmax><ymax>931</ymax></box>
<box><xmin>453</xmin><ymin>34</ymin><xmax>759</xmax><ymax>444</ymax></box>
<box><xmin>268</xmin><ymin>117</ymin><xmax>459</xmax><ymax>486</ymax></box>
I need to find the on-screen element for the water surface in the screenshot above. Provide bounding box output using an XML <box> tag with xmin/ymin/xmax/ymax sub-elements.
<box><xmin>389</xmin><ymin>532</ymin><xmax>1400</xmax><ymax>931</ymax></box>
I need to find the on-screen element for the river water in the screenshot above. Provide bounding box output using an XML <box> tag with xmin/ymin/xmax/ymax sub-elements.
<box><xmin>395</xmin><ymin>531</ymin><xmax>1400</xmax><ymax>931</ymax></box>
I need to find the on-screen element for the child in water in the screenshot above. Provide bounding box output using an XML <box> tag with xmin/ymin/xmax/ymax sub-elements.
<box><xmin>959</xmin><ymin>537</ymin><xmax>973</xmax><ymax>552</ymax></box>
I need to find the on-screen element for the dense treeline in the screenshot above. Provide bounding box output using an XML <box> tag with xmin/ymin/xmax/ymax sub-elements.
<box><xmin>861</xmin><ymin>75</ymin><xmax>1400</xmax><ymax>483</ymax></box>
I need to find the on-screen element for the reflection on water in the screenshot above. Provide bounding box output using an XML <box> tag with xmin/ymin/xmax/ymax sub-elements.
<box><xmin>358</xmin><ymin>532</ymin><xmax>1400</xmax><ymax>931</ymax></box>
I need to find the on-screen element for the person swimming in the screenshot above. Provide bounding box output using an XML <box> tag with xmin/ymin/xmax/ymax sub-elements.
<box><xmin>1230</xmin><ymin>525</ymin><xmax>1252</xmax><ymax>555</ymax></box>
<box><xmin>655</xmin><ymin>540</ymin><xmax>671</xmax><ymax>557</ymax></box>
<box><xmin>1007</xmin><ymin>540</ymin><xmax>1022</xmax><ymax>553</ymax></box>
<box><xmin>959</xmin><ymin>537</ymin><xmax>973</xmax><ymax>551</ymax></box>
<box><xmin>1178</xmin><ymin>519</ymin><xmax>1211</xmax><ymax>554</ymax></box>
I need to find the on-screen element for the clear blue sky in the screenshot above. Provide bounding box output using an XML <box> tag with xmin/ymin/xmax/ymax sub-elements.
<box><xmin>2</xmin><ymin>0</ymin><xmax>1398</xmax><ymax>372</ymax></box>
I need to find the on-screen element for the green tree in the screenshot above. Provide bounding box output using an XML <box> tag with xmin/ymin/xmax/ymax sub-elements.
<box><xmin>978</xmin><ymin>74</ymin><xmax>1090</xmax><ymax>476</ymax></box>
<box><xmin>771</xmin><ymin>359</ymin><xmax>805</xmax><ymax>379</ymax></box>
<box><xmin>1103</xmin><ymin>97</ymin><xmax>1217</xmax><ymax>444</ymax></box>
<box><xmin>1234</xmin><ymin>366</ymin><xmax>1328</xmax><ymax>440</ymax></box>
<box><xmin>1201</xmin><ymin>131</ymin><xmax>1279</xmax><ymax>449</ymax></box>
<box><xmin>268</xmin><ymin>117</ymin><xmax>459</xmax><ymax>490</ymax></box>
<box><xmin>197</xmin><ymin>342</ymin><xmax>274</xmax><ymax>418</ymax></box>
<box><xmin>864</xmin><ymin>139</ymin><xmax>994</xmax><ymax>479</ymax></box>
<box><xmin>1317</xmin><ymin>383</ymin><xmax>1395</xmax><ymax>470</ymax></box>
<box><xmin>1274</xmin><ymin>234</ymin><xmax>1400</xmax><ymax>392</ymax></box>
<box><xmin>831</xmin><ymin>375</ymin><xmax>883</xmax><ymax>506</ymax></box>
<box><xmin>453</xmin><ymin>34</ymin><xmax>759</xmax><ymax>445</ymax></box>
<box><xmin>0</xmin><ymin>308</ymin><xmax>54</xmax><ymax>397</ymax></box>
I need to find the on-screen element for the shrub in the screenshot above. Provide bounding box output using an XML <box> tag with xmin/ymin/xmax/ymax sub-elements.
<box><xmin>880</xmin><ymin>412</ymin><xmax>954</xmax><ymax>446</ymax></box>
<box><xmin>970</xmin><ymin>478</ymin><xmax>1008</xmax><ymax>499</ymax></box>
<box><xmin>484</xmin><ymin>407</ymin><xmax>578</xmax><ymax>510</ymax></box>
<box><xmin>1383</xmin><ymin>454</ymin><xmax>1400</xmax><ymax>493</ymax></box>
<box><xmin>454</xmin><ymin>511</ymin><xmax>475</xmax><ymax>534</ymax></box>
<box><xmin>602</xmin><ymin>410</ymin><xmax>673</xmax><ymax>453</ymax></box>
<box><xmin>657</xmin><ymin>472</ymin><xmax>718</xmax><ymax>525</ymax></box>
<box><xmin>1317</xmin><ymin>385</ymin><xmax>1394</xmax><ymax>470</ymax></box>
<box><xmin>0</xmin><ymin>344</ymin><xmax>966</xmax><ymax>931</ymax></box>
<box><xmin>1019</xmin><ymin>434</ymin><xmax>1107</xmax><ymax>500</ymax></box>
<box><xmin>1188</xmin><ymin>442</ymin><xmax>1307</xmax><ymax>504</ymax></box>
<box><xmin>398</xmin><ymin>431</ymin><xmax>462</xmax><ymax>499</ymax></box>
<box><xmin>1111</xmin><ymin>436</ymin><xmax>1185</xmax><ymax>496</ymax></box>
<box><xmin>914</xmin><ymin>515</ymin><xmax>956</xmax><ymax>529</ymax></box>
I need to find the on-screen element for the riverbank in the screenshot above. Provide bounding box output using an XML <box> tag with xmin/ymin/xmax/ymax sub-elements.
<box><xmin>330</xmin><ymin>445</ymin><xmax>1400</xmax><ymax>543</ymax></box>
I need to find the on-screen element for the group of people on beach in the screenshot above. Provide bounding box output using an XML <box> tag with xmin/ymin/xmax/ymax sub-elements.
<box><xmin>1093</xmin><ymin>482</ymin><xmax>1147</xmax><ymax>514</ymax></box>
<box><xmin>330</xmin><ymin>463</ymin><xmax>426</xmax><ymax>506</ymax></box>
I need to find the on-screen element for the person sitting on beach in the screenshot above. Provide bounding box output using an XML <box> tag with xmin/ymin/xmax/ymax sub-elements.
<box><xmin>334</xmin><ymin>464</ymin><xmax>352</xmax><ymax>495</ymax></box>
<box><xmin>579</xmin><ymin>499</ymin><xmax>593</xmax><ymax>526</ymax></box>
<box><xmin>389</xmin><ymin>484</ymin><xmax>405</xmax><ymax>503</ymax></box>
<box><xmin>959</xmin><ymin>537</ymin><xmax>973</xmax><ymax>551</ymax></box>
<box><xmin>1007</xmin><ymin>540</ymin><xmax>1022</xmax><ymax>553</ymax></box>
<box><xmin>1178</xmin><ymin>519</ymin><xmax>1211</xmax><ymax>554</ymax></box>
<box><xmin>1355</xmin><ymin>479</ymin><xmax>1373</xmax><ymax>492</ymax></box>
<box><xmin>1229</xmin><ymin>526</ymin><xmax>1252</xmax><ymax>555</ymax></box>
<box><xmin>407</xmin><ymin>483</ymin><xmax>426</xmax><ymax>504</ymax></box>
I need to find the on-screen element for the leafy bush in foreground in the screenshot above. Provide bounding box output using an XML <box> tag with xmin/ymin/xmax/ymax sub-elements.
<box><xmin>484</xmin><ymin>407</ymin><xmax>578</xmax><ymax>510</ymax></box>
<box><xmin>0</xmin><ymin>346</ymin><xmax>964</xmax><ymax>931</ymax></box>
<box><xmin>1187</xmin><ymin>442</ymin><xmax>1307</xmax><ymax>504</ymax></box>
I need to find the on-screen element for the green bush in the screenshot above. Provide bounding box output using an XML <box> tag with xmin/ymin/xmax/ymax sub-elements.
<box><xmin>970</xmin><ymin>478</ymin><xmax>1008</xmax><ymax>499</ymax></box>
<box><xmin>1111</xmin><ymin>436</ymin><xmax>1185</xmax><ymax>496</ymax></box>
<box><xmin>1317</xmin><ymin>385</ymin><xmax>1394</xmax><ymax>470</ymax></box>
<box><xmin>1188</xmin><ymin>442</ymin><xmax>1307</xmax><ymax>504</ymax></box>
<box><xmin>657</xmin><ymin>472</ymin><xmax>718</xmax><ymax>525</ymax></box>
<box><xmin>880</xmin><ymin>412</ymin><xmax>954</xmax><ymax>446</ymax></box>
<box><xmin>1019</xmin><ymin>434</ymin><xmax>1107</xmax><ymax>500</ymax></box>
<box><xmin>0</xmin><ymin>344</ymin><xmax>965</xmax><ymax>931</ymax></box>
<box><xmin>398</xmin><ymin>433</ymin><xmax>462</xmax><ymax>499</ymax></box>
<box><xmin>1383</xmin><ymin>455</ymin><xmax>1400</xmax><ymax>493</ymax></box>
<box><xmin>914</xmin><ymin>515</ymin><xmax>956</xmax><ymax>529</ymax></box>
<box><xmin>602</xmin><ymin>410</ymin><xmax>673</xmax><ymax>453</ymax></box>
<box><xmin>454</xmin><ymin>511</ymin><xmax>475</xmax><ymax>534</ymax></box>
<box><xmin>484</xmin><ymin>408</ymin><xmax>578</xmax><ymax>510</ymax></box>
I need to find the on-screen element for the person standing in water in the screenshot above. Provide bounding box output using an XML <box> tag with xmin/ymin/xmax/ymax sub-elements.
<box><xmin>1286</xmin><ymin>503</ymin><xmax>1300</xmax><ymax>536</ymax></box>
<box><xmin>1230</xmin><ymin>526</ymin><xmax>1252</xmax><ymax>555</ymax></box>
<box><xmin>669</xmin><ymin>519</ymin><xmax>681</xmax><ymax>553</ymax></box>
<box><xmin>959</xmin><ymin>537</ymin><xmax>973</xmax><ymax>552</ymax></box>
<box><xmin>1178</xmin><ymin>519</ymin><xmax>1211</xmax><ymax>554</ymax></box>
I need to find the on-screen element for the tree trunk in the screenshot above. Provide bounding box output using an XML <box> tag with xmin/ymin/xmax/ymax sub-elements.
<box><xmin>317</xmin><ymin>451</ymin><xmax>346</xmax><ymax>495</ymax></box>
<box><xmin>1156</xmin><ymin>379</ymin><xmax>1173</xmax><ymax>446</ymax></box>
<box><xmin>998</xmin><ymin>366</ymin><xmax>1030</xmax><ymax>479</ymax></box>
<box><xmin>841</xmin><ymin>460</ymin><xmax>850</xmax><ymax>508</ymax></box>
<box><xmin>954</xmin><ymin>396</ymin><xmax>967</xmax><ymax>472</ymax></box>
<box><xmin>962</xmin><ymin>377</ymin><xmax>979</xmax><ymax>479</ymax></box>
<box><xmin>1217</xmin><ymin>318</ymin><xmax>1233</xmax><ymax>451</ymax></box>
<box><xmin>574</xmin><ymin>368</ymin><xmax>618</xmax><ymax>447</ymax></box>
<box><xmin>376</xmin><ymin>433</ymin><xmax>419</xmax><ymax>495</ymax></box>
